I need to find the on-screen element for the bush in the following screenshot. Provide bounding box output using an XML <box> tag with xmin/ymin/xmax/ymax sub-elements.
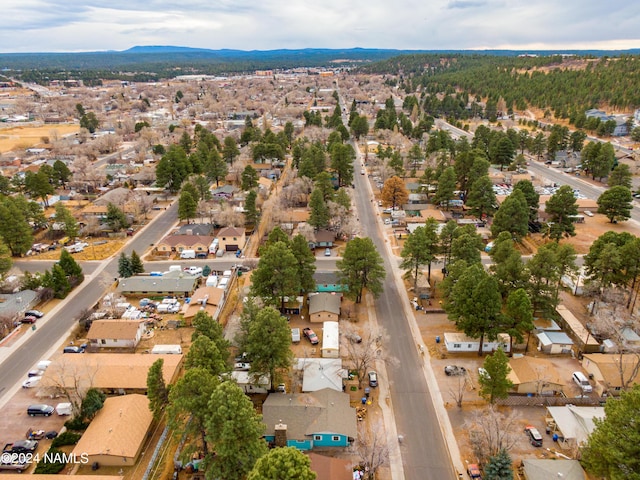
<box><xmin>64</xmin><ymin>416</ymin><xmax>89</xmax><ymax>431</ymax></box>
<box><xmin>34</xmin><ymin>447</ymin><xmax>65</xmax><ymax>474</ymax></box>
<box><xmin>51</xmin><ymin>431</ymin><xmax>81</xmax><ymax>448</ymax></box>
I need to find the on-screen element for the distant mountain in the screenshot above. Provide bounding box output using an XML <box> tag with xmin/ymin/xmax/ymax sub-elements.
<box><xmin>1</xmin><ymin>46</ymin><xmax>639</xmax><ymax>84</ymax></box>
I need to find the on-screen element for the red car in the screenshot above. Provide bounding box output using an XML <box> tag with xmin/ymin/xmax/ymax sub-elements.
<box><xmin>302</xmin><ymin>327</ymin><xmax>319</xmax><ymax>345</ymax></box>
<box><xmin>21</xmin><ymin>316</ymin><xmax>38</xmax><ymax>324</ymax></box>
<box><xmin>467</xmin><ymin>463</ymin><xmax>482</xmax><ymax>479</ymax></box>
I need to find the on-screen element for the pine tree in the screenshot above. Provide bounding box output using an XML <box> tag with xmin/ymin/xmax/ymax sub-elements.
<box><xmin>479</xmin><ymin>348</ymin><xmax>513</xmax><ymax>403</ymax></box>
<box><xmin>147</xmin><ymin>359</ymin><xmax>168</xmax><ymax>419</ymax></box>
<box><xmin>118</xmin><ymin>252</ymin><xmax>132</xmax><ymax>278</ymax></box>
<box><xmin>129</xmin><ymin>250</ymin><xmax>144</xmax><ymax>275</ymax></box>
<box><xmin>484</xmin><ymin>449</ymin><xmax>513</xmax><ymax>480</ymax></box>
<box><xmin>58</xmin><ymin>249</ymin><xmax>83</xmax><ymax>280</ymax></box>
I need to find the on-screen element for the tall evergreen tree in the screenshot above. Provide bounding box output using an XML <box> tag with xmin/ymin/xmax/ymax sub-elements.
<box><xmin>491</xmin><ymin>190</ymin><xmax>529</xmax><ymax>241</ymax></box>
<box><xmin>129</xmin><ymin>250</ymin><xmax>144</xmax><ymax>275</ymax></box>
<box><xmin>479</xmin><ymin>348</ymin><xmax>513</xmax><ymax>403</ymax></box>
<box><xmin>147</xmin><ymin>359</ymin><xmax>169</xmax><ymax>419</ymax></box>
<box><xmin>206</xmin><ymin>382</ymin><xmax>268</xmax><ymax>480</ymax></box>
<box><xmin>337</xmin><ymin>237</ymin><xmax>386</xmax><ymax>303</ymax></box>
<box><xmin>118</xmin><ymin>252</ymin><xmax>132</xmax><ymax>278</ymax></box>
<box><xmin>545</xmin><ymin>185</ymin><xmax>578</xmax><ymax>241</ymax></box>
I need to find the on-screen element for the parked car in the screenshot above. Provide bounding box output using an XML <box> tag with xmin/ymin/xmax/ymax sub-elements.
<box><xmin>0</xmin><ymin>459</ymin><xmax>28</xmax><ymax>472</ymax></box>
<box><xmin>234</xmin><ymin>362</ymin><xmax>251</xmax><ymax>371</ymax></box>
<box><xmin>524</xmin><ymin>425</ymin><xmax>543</xmax><ymax>447</ymax></box>
<box><xmin>21</xmin><ymin>315</ymin><xmax>38</xmax><ymax>324</ymax></box>
<box><xmin>44</xmin><ymin>431</ymin><xmax>58</xmax><ymax>439</ymax></box>
<box><xmin>25</xmin><ymin>310</ymin><xmax>44</xmax><ymax>318</ymax></box>
<box><xmin>324</xmin><ymin>248</ymin><xmax>331</xmax><ymax>256</ymax></box>
<box><xmin>27</xmin><ymin>404</ymin><xmax>54</xmax><ymax>416</ymax></box>
<box><xmin>63</xmin><ymin>345</ymin><xmax>85</xmax><ymax>354</ymax></box>
<box><xmin>368</xmin><ymin>371</ymin><xmax>378</xmax><ymax>387</ymax></box>
<box><xmin>4</xmin><ymin>439</ymin><xmax>38</xmax><ymax>453</ymax></box>
<box><xmin>303</xmin><ymin>327</ymin><xmax>319</xmax><ymax>345</ymax></box>
<box><xmin>467</xmin><ymin>463</ymin><xmax>482</xmax><ymax>479</ymax></box>
<box><xmin>345</xmin><ymin>332</ymin><xmax>362</xmax><ymax>343</ymax></box>
<box><xmin>22</xmin><ymin>376</ymin><xmax>42</xmax><ymax>388</ymax></box>
<box><xmin>444</xmin><ymin>365</ymin><xmax>467</xmax><ymax>376</ymax></box>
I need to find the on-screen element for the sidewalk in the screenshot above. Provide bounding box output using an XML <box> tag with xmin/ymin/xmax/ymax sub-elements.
<box><xmin>0</xmin><ymin>200</ymin><xmax>177</xmax><ymax>410</ymax></box>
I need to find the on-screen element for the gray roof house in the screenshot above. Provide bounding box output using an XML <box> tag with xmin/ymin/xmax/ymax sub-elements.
<box><xmin>308</xmin><ymin>292</ymin><xmax>342</xmax><ymax>323</ymax></box>
<box><xmin>117</xmin><ymin>271</ymin><xmax>199</xmax><ymax>296</ymax></box>
<box><xmin>174</xmin><ymin>224</ymin><xmax>215</xmax><ymax>236</ymax></box>
<box><xmin>522</xmin><ymin>459</ymin><xmax>586</xmax><ymax>480</ymax></box>
<box><xmin>313</xmin><ymin>271</ymin><xmax>347</xmax><ymax>293</ymax></box>
<box><xmin>262</xmin><ymin>388</ymin><xmax>357</xmax><ymax>451</ymax></box>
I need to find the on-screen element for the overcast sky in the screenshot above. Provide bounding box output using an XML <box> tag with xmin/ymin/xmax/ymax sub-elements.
<box><xmin>3</xmin><ymin>1</ymin><xmax>640</xmax><ymax>53</ymax></box>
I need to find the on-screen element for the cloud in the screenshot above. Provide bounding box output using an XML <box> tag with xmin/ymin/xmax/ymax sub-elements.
<box><xmin>1</xmin><ymin>0</ymin><xmax>640</xmax><ymax>53</ymax></box>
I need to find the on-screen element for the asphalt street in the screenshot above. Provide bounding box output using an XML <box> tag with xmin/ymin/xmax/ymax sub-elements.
<box><xmin>353</xmin><ymin>151</ymin><xmax>456</xmax><ymax>480</ymax></box>
<box><xmin>0</xmin><ymin>201</ymin><xmax>181</xmax><ymax>406</ymax></box>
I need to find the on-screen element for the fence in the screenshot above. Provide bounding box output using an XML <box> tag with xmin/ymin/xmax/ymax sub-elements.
<box><xmin>495</xmin><ymin>395</ymin><xmax>605</xmax><ymax>407</ymax></box>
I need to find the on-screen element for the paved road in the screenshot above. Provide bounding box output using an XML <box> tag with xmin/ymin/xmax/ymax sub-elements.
<box><xmin>0</xmin><ymin>202</ymin><xmax>181</xmax><ymax>405</ymax></box>
<box><xmin>353</xmin><ymin>149</ymin><xmax>455</xmax><ymax>480</ymax></box>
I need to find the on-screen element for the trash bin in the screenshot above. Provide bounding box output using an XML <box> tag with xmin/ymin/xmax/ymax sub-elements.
<box><xmin>365</xmin><ymin>388</ymin><xmax>370</xmax><ymax>397</ymax></box>
<box><xmin>552</xmin><ymin>433</ymin><xmax>559</xmax><ymax>442</ymax></box>
<box><xmin>435</xmin><ymin>336</ymin><xmax>440</xmax><ymax>343</ymax></box>
<box><xmin>361</xmin><ymin>397</ymin><xmax>367</xmax><ymax>405</ymax></box>
<box><xmin>31</xmin><ymin>325</ymin><xmax>36</xmax><ymax>331</ymax></box>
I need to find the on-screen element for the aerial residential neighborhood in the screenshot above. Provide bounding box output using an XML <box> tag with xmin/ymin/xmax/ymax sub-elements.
<box><xmin>0</xmin><ymin>47</ymin><xmax>639</xmax><ymax>480</ymax></box>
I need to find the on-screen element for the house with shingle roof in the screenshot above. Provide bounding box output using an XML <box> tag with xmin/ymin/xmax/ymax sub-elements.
<box><xmin>86</xmin><ymin>319</ymin><xmax>146</xmax><ymax>349</ymax></box>
<box><xmin>217</xmin><ymin>226</ymin><xmax>245</xmax><ymax>252</ymax></box>
<box><xmin>155</xmin><ymin>235</ymin><xmax>214</xmax><ymax>255</ymax></box>
<box><xmin>507</xmin><ymin>356</ymin><xmax>564</xmax><ymax>395</ymax></box>
<box><xmin>72</xmin><ymin>394</ymin><xmax>153</xmax><ymax>466</ymax></box>
<box><xmin>582</xmin><ymin>353</ymin><xmax>640</xmax><ymax>396</ymax></box>
<box><xmin>181</xmin><ymin>286</ymin><xmax>225</xmax><ymax>322</ymax></box>
<box><xmin>262</xmin><ymin>388</ymin><xmax>356</xmax><ymax>450</ymax></box>
<box><xmin>308</xmin><ymin>292</ymin><xmax>341</xmax><ymax>323</ymax></box>
<box><xmin>39</xmin><ymin>353</ymin><xmax>183</xmax><ymax>395</ymax></box>
<box><xmin>117</xmin><ymin>270</ymin><xmax>199</xmax><ymax>297</ymax></box>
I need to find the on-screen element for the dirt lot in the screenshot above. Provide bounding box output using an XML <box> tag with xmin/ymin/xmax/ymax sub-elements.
<box><xmin>0</xmin><ymin>124</ymin><xmax>79</xmax><ymax>153</ymax></box>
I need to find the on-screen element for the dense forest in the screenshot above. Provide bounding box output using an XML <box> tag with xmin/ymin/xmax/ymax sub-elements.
<box><xmin>0</xmin><ymin>47</ymin><xmax>431</xmax><ymax>85</ymax></box>
<box><xmin>360</xmin><ymin>53</ymin><xmax>640</xmax><ymax>122</ymax></box>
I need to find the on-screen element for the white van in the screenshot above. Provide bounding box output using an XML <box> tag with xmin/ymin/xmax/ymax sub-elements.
<box><xmin>55</xmin><ymin>402</ymin><xmax>73</xmax><ymax>416</ymax></box>
<box><xmin>180</xmin><ymin>249</ymin><xmax>196</xmax><ymax>259</ymax></box>
<box><xmin>205</xmin><ymin>275</ymin><xmax>219</xmax><ymax>287</ymax></box>
<box><xmin>572</xmin><ymin>371</ymin><xmax>592</xmax><ymax>393</ymax></box>
<box><xmin>168</xmin><ymin>265</ymin><xmax>182</xmax><ymax>273</ymax></box>
<box><xmin>218</xmin><ymin>277</ymin><xmax>229</xmax><ymax>289</ymax></box>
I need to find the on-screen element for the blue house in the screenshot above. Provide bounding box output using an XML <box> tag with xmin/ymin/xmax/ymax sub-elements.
<box><xmin>313</xmin><ymin>271</ymin><xmax>347</xmax><ymax>293</ymax></box>
<box><xmin>262</xmin><ymin>389</ymin><xmax>357</xmax><ymax>451</ymax></box>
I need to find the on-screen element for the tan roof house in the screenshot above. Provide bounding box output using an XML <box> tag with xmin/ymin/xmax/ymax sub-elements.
<box><xmin>582</xmin><ymin>353</ymin><xmax>640</xmax><ymax>396</ymax></box>
<box><xmin>308</xmin><ymin>293</ymin><xmax>341</xmax><ymax>323</ymax></box>
<box><xmin>155</xmin><ymin>234</ymin><xmax>214</xmax><ymax>254</ymax></box>
<box><xmin>39</xmin><ymin>353</ymin><xmax>183</xmax><ymax>395</ymax></box>
<box><xmin>86</xmin><ymin>319</ymin><xmax>146</xmax><ymax>349</ymax></box>
<box><xmin>181</xmin><ymin>286</ymin><xmax>225</xmax><ymax>322</ymax></box>
<box><xmin>217</xmin><ymin>227</ymin><xmax>245</xmax><ymax>252</ymax></box>
<box><xmin>507</xmin><ymin>356</ymin><xmax>564</xmax><ymax>395</ymax></box>
<box><xmin>72</xmin><ymin>394</ymin><xmax>153</xmax><ymax>467</ymax></box>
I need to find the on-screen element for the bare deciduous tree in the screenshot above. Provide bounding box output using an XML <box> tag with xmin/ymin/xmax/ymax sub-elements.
<box><xmin>40</xmin><ymin>357</ymin><xmax>99</xmax><ymax>416</ymax></box>
<box><xmin>342</xmin><ymin>324</ymin><xmax>389</xmax><ymax>389</ymax></box>
<box><xmin>466</xmin><ymin>406</ymin><xmax>518</xmax><ymax>465</ymax></box>
<box><xmin>588</xmin><ymin>302</ymin><xmax>640</xmax><ymax>392</ymax></box>
<box><xmin>448</xmin><ymin>375</ymin><xmax>470</xmax><ymax>408</ymax></box>
<box><xmin>352</xmin><ymin>419</ymin><xmax>390</xmax><ymax>480</ymax></box>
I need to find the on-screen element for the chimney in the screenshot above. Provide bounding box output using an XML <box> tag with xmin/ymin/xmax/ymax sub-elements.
<box><xmin>274</xmin><ymin>423</ymin><xmax>287</xmax><ymax>447</ymax></box>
